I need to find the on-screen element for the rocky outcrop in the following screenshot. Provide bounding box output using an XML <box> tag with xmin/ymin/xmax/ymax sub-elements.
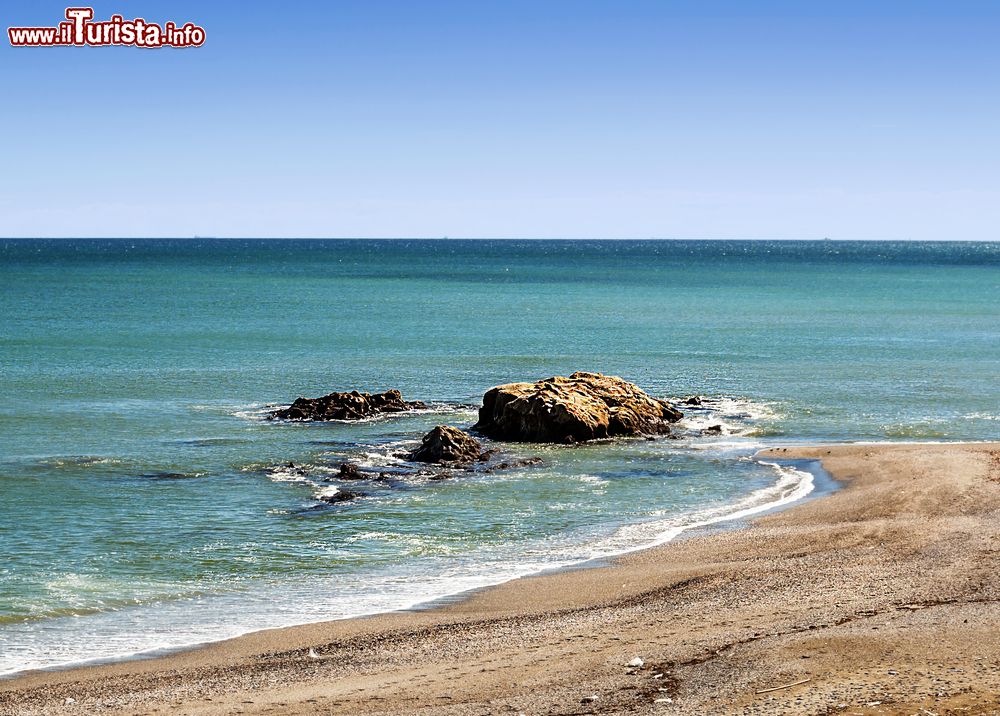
<box><xmin>318</xmin><ymin>488</ymin><xmax>363</xmax><ymax>504</ymax></box>
<box><xmin>482</xmin><ymin>456</ymin><xmax>544</xmax><ymax>473</ymax></box>
<box><xmin>408</xmin><ymin>425</ymin><xmax>488</xmax><ymax>465</ymax></box>
<box><xmin>268</xmin><ymin>389</ymin><xmax>426</xmax><ymax>421</ymax></box>
<box><xmin>335</xmin><ymin>463</ymin><xmax>364</xmax><ymax>480</ymax></box>
<box><xmin>472</xmin><ymin>372</ymin><xmax>682</xmax><ymax>443</ymax></box>
<box><xmin>267</xmin><ymin>462</ymin><xmax>309</xmax><ymax>479</ymax></box>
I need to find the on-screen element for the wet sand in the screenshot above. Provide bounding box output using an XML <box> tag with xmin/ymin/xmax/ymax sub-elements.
<box><xmin>3</xmin><ymin>442</ymin><xmax>999</xmax><ymax>716</ymax></box>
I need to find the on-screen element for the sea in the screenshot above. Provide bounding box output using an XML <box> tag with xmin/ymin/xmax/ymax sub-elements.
<box><xmin>0</xmin><ymin>239</ymin><xmax>997</xmax><ymax>677</ymax></box>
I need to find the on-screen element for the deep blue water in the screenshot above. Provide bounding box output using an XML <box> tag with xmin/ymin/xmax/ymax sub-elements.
<box><xmin>0</xmin><ymin>239</ymin><xmax>997</xmax><ymax>675</ymax></box>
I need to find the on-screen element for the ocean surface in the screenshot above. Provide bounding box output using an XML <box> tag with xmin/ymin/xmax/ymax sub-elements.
<box><xmin>1</xmin><ymin>239</ymin><xmax>998</xmax><ymax>676</ymax></box>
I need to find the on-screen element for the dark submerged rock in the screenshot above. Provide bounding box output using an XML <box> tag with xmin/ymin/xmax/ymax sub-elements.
<box><xmin>683</xmin><ymin>396</ymin><xmax>704</xmax><ymax>406</ymax></box>
<box><xmin>427</xmin><ymin>471</ymin><xmax>456</xmax><ymax>481</ymax></box>
<box><xmin>482</xmin><ymin>456</ymin><xmax>544</xmax><ymax>474</ymax></box>
<box><xmin>702</xmin><ymin>424</ymin><xmax>724</xmax><ymax>435</ymax></box>
<box><xmin>472</xmin><ymin>372</ymin><xmax>683</xmax><ymax>443</ymax></box>
<box><xmin>336</xmin><ymin>462</ymin><xmax>364</xmax><ymax>480</ymax></box>
<box><xmin>268</xmin><ymin>389</ymin><xmax>426</xmax><ymax>421</ymax></box>
<box><xmin>318</xmin><ymin>488</ymin><xmax>363</xmax><ymax>504</ymax></box>
<box><xmin>138</xmin><ymin>472</ymin><xmax>199</xmax><ymax>480</ymax></box>
<box><xmin>408</xmin><ymin>425</ymin><xmax>486</xmax><ymax>465</ymax></box>
<box><xmin>266</xmin><ymin>462</ymin><xmax>309</xmax><ymax>478</ymax></box>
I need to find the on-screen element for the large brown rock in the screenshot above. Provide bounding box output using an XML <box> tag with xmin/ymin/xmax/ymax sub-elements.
<box><xmin>472</xmin><ymin>372</ymin><xmax>682</xmax><ymax>443</ymax></box>
<box><xmin>268</xmin><ymin>389</ymin><xmax>426</xmax><ymax>421</ymax></box>
<box><xmin>408</xmin><ymin>425</ymin><xmax>486</xmax><ymax>465</ymax></box>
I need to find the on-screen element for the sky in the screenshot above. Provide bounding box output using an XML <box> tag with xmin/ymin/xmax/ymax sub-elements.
<box><xmin>1</xmin><ymin>1</ymin><xmax>998</xmax><ymax>239</ymax></box>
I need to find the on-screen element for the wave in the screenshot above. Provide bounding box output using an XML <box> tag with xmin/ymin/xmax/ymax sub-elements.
<box><xmin>578</xmin><ymin>458</ymin><xmax>813</xmax><ymax>555</ymax></box>
<box><xmin>30</xmin><ymin>455</ymin><xmax>130</xmax><ymax>469</ymax></box>
<box><xmin>0</xmin><ymin>393</ymin><xmax>803</xmax><ymax>678</ymax></box>
<box><xmin>228</xmin><ymin>404</ymin><xmax>274</xmax><ymax>421</ymax></box>
<box><xmin>0</xmin><ymin>455</ymin><xmax>817</xmax><ymax>679</ymax></box>
<box><xmin>879</xmin><ymin>424</ymin><xmax>955</xmax><ymax>440</ymax></box>
<box><xmin>135</xmin><ymin>471</ymin><xmax>206</xmax><ymax>480</ymax></box>
<box><xmin>671</xmin><ymin>395</ymin><xmax>783</xmax><ymax>439</ymax></box>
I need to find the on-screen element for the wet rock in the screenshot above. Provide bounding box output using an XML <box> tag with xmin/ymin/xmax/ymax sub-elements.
<box><xmin>427</xmin><ymin>471</ymin><xmax>456</xmax><ymax>481</ymax></box>
<box><xmin>266</xmin><ymin>462</ymin><xmax>309</xmax><ymax>478</ymax></box>
<box><xmin>408</xmin><ymin>425</ymin><xmax>486</xmax><ymax>465</ymax></box>
<box><xmin>683</xmin><ymin>396</ymin><xmax>704</xmax><ymax>406</ymax></box>
<box><xmin>138</xmin><ymin>472</ymin><xmax>199</xmax><ymax>480</ymax></box>
<box><xmin>268</xmin><ymin>389</ymin><xmax>426</xmax><ymax>421</ymax></box>
<box><xmin>702</xmin><ymin>424</ymin><xmax>724</xmax><ymax>435</ymax></box>
<box><xmin>482</xmin><ymin>456</ymin><xmax>544</xmax><ymax>474</ymax></box>
<box><xmin>336</xmin><ymin>462</ymin><xmax>364</xmax><ymax>480</ymax></box>
<box><xmin>318</xmin><ymin>488</ymin><xmax>363</xmax><ymax>504</ymax></box>
<box><xmin>472</xmin><ymin>372</ymin><xmax>683</xmax><ymax>443</ymax></box>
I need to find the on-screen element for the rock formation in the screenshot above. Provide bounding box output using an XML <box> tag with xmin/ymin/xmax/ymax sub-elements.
<box><xmin>472</xmin><ymin>372</ymin><xmax>682</xmax><ymax>443</ymax></box>
<box><xmin>318</xmin><ymin>488</ymin><xmax>363</xmax><ymax>504</ymax></box>
<box><xmin>408</xmin><ymin>425</ymin><xmax>488</xmax><ymax>465</ymax></box>
<box><xmin>335</xmin><ymin>463</ymin><xmax>364</xmax><ymax>480</ymax></box>
<box><xmin>268</xmin><ymin>389</ymin><xmax>426</xmax><ymax>421</ymax></box>
<box><xmin>482</xmin><ymin>456</ymin><xmax>544</xmax><ymax>473</ymax></box>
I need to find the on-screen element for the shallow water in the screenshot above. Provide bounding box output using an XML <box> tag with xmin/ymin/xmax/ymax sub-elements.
<box><xmin>0</xmin><ymin>239</ymin><xmax>997</xmax><ymax>675</ymax></box>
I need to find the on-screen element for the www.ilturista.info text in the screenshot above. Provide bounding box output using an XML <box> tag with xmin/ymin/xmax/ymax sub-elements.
<box><xmin>8</xmin><ymin>8</ymin><xmax>206</xmax><ymax>48</ymax></box>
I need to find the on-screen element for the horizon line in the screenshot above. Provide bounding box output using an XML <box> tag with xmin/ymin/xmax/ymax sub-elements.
<box><xmin>2</xmin><ymin>237</ymin><xmax>996</xmax><ymax>243</ymax></box>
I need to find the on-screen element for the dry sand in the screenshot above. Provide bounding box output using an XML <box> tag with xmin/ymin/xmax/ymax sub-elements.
<box><xmin>2</xmin><ymin>442</ymin><xmax>999</xmax><ymax>716</ymax></box>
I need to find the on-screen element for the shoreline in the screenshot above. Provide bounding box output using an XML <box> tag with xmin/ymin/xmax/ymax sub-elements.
<box><xmin>0</xmin><ymin>452</ymin><xmax>823</xmax><ymax>681</ymax></box>
<box><xmin>3</xmin><ymin>441</ymin><xmax>999</xmax><ymax>715</ymax></box>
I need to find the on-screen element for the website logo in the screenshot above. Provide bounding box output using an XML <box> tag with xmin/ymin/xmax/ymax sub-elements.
<box><xmin>8</xmin><ymin>7</ymin><xmax>206</xmax><ymax>48</ymax></box>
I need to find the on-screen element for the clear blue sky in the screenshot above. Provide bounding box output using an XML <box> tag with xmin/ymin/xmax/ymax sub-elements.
<box><xmin>2</xmin><ymin>1</ymin><xmax>998</xmax><ymax>239</ymax></box>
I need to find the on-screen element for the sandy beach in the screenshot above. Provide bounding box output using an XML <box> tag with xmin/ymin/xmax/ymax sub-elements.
<box><xmin>3</xmin><ymin>442</ymin><xmax>999</xmax><ymax>716</ymax></box>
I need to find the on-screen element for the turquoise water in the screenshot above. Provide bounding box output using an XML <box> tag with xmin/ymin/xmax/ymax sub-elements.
<box><xmin>1</xmin><ymin>239</ymin><xmax>998</xmax><ymax>675</ymax></box>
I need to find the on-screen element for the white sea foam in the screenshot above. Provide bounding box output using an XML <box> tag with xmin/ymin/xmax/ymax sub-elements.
<box><xmin>964</xmin><ymin>412</ymin><xmax>1000</xmax><ymax>421</ymax></box>
<box><xmin>227</xmin><ymin>404</ymin><xmax>274</xmax><ymax>421</ymax></box>
<box><xmin>304</xmin><ymin>464</ymin><xmax>341</xmax><ymax>476</ymax></box>
<box><xmin>0</xmin><ymin>455</ymin><xmax>817</xmax><ymax>679</ymax></box>
<box><xmin>258</xmin><ymin>463</ymin><xmax>354</xmax><ymax>502</ymax></box>
<box><xmin>263</xmin><ymin>467</ymin><xmax>312</xmax><ymax>484</ymax></box>
<box><xmin>0</xmin><ymin>395</ymin><xmax>805</xmax><ymax>678</ymax></box>
<box><xmin>670</xmin><ymin>395</ymin><xmax>782</xmax><ymax>440</ymax></box>
<box><xmin>353</xmin><ymin>448</ymin><xmax>411</xmax><ymax>468</ymax></box>
<box><xmin>345</xmin><ymin>531</ymin><xmax>394</xmax><ymax>543</ymax></box>
<box><xmin>34</xmin><ymin>455</ymin><xmax>127</xmax><ymax>468</ymax></box>
<box><xmin>691</xmin><ymin>438</ymin><xmax>766</xmax><ymax>450</ymax></box>
<box><xmin>314</xmin><ymin>485</ymin><xmax>342</xmax><ymax>499</ymax></box>
<box><xmin>710</xmin><ymin>396</ymin><xmax>781</xmax><ymax>422</ymax></box>
<box><xmin>571</xmin><ymin>458</ymin><xmax>813</xmax><ymax>557</ymax></box>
